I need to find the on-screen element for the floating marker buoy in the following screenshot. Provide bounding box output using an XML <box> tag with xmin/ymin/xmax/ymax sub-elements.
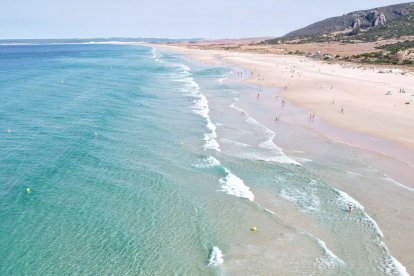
<box><xmin>251</xmin><ymin>226</ymin><xmax>257</xmax><ymax>232</ymax></box>
<box><xmin>26</xmin><ymin>187</ymin><xmax>31</xmax><ymax>194</ymax></box>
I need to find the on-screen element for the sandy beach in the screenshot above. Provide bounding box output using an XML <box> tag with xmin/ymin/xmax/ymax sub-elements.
<box><xmin>156</xmin><ymin>44</ymin><xmax>414</xmax><ymax>274</ymax></box>
<box><xmin>169</xmin><ymin>47</ymin><xmax>414</xmax><ymax>148</ymax></box>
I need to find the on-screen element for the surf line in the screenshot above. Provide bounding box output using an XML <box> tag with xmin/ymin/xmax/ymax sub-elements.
<box><xmin>179</xmin><ymin>64</ymin><xmax>221</xmax><ymax>152</ymax></box>
<box><xmin>334</xmin><ymin>189</ymin><xmax>409</xmax><ymax>276</ymax></box>
<box><xmin>229</xmin><ymin>99</ymin><xmax>300</xmax><ymax>165</ymax></box>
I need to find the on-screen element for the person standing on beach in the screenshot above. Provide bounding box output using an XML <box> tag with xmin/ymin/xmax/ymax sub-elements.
<box><xmin>282</xmin><ymin>100</ymin><xmax>286</xmax><ymax>108</ymax></box>
<box><xmin>275</xmin><ymin>116</ymin><xmax>280</xmax><ymax>123</ymax></box>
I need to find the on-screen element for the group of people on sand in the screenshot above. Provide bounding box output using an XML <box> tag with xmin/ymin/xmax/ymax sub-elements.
<box><xmin>236</xmin><ymin>70</ymin><xmax>247</xmax><ymax>78</ymax></box>
<box><xmin>309</xmin><ymin>113</ymin><xmax>316</xmax><ymax>122</ymax></box>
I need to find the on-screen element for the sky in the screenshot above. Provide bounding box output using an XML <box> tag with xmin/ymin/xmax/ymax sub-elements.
<box><xmin>0</xmin><ymin>0</ymin><xmax>411</xmax><ymax>39</ymax></box>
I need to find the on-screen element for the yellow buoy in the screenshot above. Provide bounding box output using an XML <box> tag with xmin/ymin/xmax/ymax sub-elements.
<box><xmin>251</xmin><ymin>226</ymin><xmax>257</xmax><ymax>232</ymax></box>
<box><xmin>26</xmin><ymin>187</ymin><xmax>31</xmax><ymax>194</ymax></box>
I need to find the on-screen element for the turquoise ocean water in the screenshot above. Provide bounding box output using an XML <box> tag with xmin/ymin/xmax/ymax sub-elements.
<box><xmin>0</xmin><ymin>44</ymin><xmax>408</xmax><ymax>275</ymax></box>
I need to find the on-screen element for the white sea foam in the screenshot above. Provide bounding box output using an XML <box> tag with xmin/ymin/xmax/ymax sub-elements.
<box><xmin>229</xmin><ymin>102</ymin><xmax>300</xmax><ymax>165</ymax></box>
<box><xmin>192</xmin><ymin>156</ymin><xmax>221</xmax><ymax>168</ymax></box>
<box><xmin>207</xmin><ymin>247</ymin><xmax>224</xmax><ymax>267</ymax></box>
<box><xmin>179</xmin><ymin>67</ymin><xmax>220</xmax><ymax>151</ymax></box>
<box><xmin>334</xmin><ymin>189</ymin><xmax>364</xmax><ymax>210</ymax></box>
<box><xmin>362</xmin><ymin>214</ymin><xmax>384</xmax><ymax>237</ymax></box>
<box><xmin>380</xmin><ymin>246</ymin><xmax>409</xmax><ymax>275</ymax></box>
<box><xmin>383</xmin><ymin>175</ymin><xmax>414</xmax><ymax>192</ymax></box>
<box><xmin>334</xmin><ymin>188</ymin><xmax>408</xmax><ymax>273</ymax></box>
<box><xmin>280</xmin><ymin>180</ymin><xmax>320</xmax><ymax>212</ymax></box>
<box><xmin>335</xmin><ymin>189</ymin><xmax>385</xmax><ymax>236</ymax></box>
<box><xmin>315</xmin><ymin>238</ymin><xmax>346</xmax><ymax>270</ymax></box>
<box><xmin>217</xmin><ymin>75</ymin><xmax>229</xmax><ymax>83</ymax></box>
<box><xmin>346</xmin><ymin>171</ymin><xmax>363</xmax><ymax>176</ymax></box>
<box><xmin>296</xmin><ymin>157</ymin><xmax>312</xmax><ymax>163</ymax></box>
<box><xmin>149</xmin><ymin>47</ymin><xmax>165</xmax><ymax>63</ymax></box>
<box><xmin>390</xmin><ymin>256</ymin><xmax>409</xmax><ymax>276</ymax></box>
<box><xmin>258</xmin><ymin>135</ymin><xmax>281</xmax><ymax>151</ymax></box>
<box><xmin>219</xmin><ymin>168</ymin><xmax>254</xmax><ymax>201</ymax></box>
<box><xmin>150</xmin><ymin>47</ymin><xmax>156</xmax><ymax>59</ymax></box>
<box><xmin>220</xmin><ymin>138</ymin><xmax>251</xmax><ymax>148</ymax></box>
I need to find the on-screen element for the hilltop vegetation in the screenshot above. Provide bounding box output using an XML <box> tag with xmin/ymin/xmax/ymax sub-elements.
<box><xmin>270</xmin><ymin>2</ymin><xmax>414</xmax><ymax>42</ymax></box>
<box><xmin>263</xmin><ymin>2</ymin><xmax>414</xmax><ymax>66</ymax></box>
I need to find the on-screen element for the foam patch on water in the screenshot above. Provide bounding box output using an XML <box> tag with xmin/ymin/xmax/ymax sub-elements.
<box><xmin>383</xmin><ymin>175</ymin><xmax>414</xmax><ymax>192</ymax></box>
<box><xmin>192</xmin><ymin>156</ymin><xmax>221</xmax><ymax>168</ymax></box>
<box><xmin>220</xmin><ymin>138</ymin><xmax>250</xmax><ymax>148</ymax></box>
<box><xmin>219</xmin><ymin>168</ymin><xmax>254</xmax><ymax>201</ymax></box>
<box><xmin>346</xmin><ymin>171</ymin><xmax>363</xmax><ymax>176</ymax></box>
<box><xmin>334</xmin><ymin>189</ymin><xmax>364</xmax><ymax>210</ymax></box>
<box><xmin>280</xmin><ymin>180</ymin><xmax>320</xmax><ymax>212</ymax></box>
<box><xmin>389</xmin><ymin>256</ymin><xmax>409</xmax><ymax>276</ymax></box>
<box><xmin>295</xmin><ymin>157</ymin><xmax>312</xmax><ymax>163</ymax></box>
<box><xmin>380</xmin><ymin>247</ymin><xmax>409</xmax><ymax>276</ymax></box>
<box><xmin>228</xmin><ymin>102</ymin><xmax>300</xmax><ymax>165</ymax></box>
<box><xmin>178</xmin><ymin>66</ymin><xmax>220</xmax><ymax>151</ymax></box>
<box><xmin>335</xmin><ymin>189</ymin><xmax>386</xmax><ymax>237</ymax></box>
<box><xmin>150</xmin><ymin>47</ymin><xmax>164</xmax><ymax>63</ymax></box>
<box><xmin>315</xmin><ymin>238</ymin><xmax>346</xmax><ymax>270</ymax></box>
<box><xmin>217</xmin><ymin>75</ymin><xmax>229</xmax><ymax>83</ymax></box>
<box><xmin>150</xmin><ymin>47</ymin><xmax>156</xmax><ymax>59</ymax></box>
<box><xmin>207</xmin><ymin>246</ymin><xmax>224</xmax><ymax>267</ymax></box>
<box><xmin>334</xmin><ymin>189</ymin><xmax>408</xmax><ymax>274</ymax></box>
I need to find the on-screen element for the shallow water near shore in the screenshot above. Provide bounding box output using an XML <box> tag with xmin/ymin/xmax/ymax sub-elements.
<box><xmin>0</xmin><ymin>44</ymin><xmax>411</xmax><ymax>275</ymax></box>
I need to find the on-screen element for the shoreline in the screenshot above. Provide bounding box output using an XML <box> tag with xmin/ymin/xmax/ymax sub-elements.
<box><xmin>156</xmin><ymin>44</ymin><xmax>414</xmax><ymax>183</ymax></box>
<box><xmin>153</xmin><ymin>43</ymin><xmax>414</xmax><ymax>274</ymax></box>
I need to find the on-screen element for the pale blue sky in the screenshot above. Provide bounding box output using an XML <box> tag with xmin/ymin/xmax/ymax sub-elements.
<box><xmin>0</xmin><ymin>0</ymin><xmax>411</xmax><ymax>39</ymax></box>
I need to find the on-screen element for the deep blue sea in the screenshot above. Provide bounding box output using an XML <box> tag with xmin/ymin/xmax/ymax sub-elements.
<box><xmin>0</xmin><ymin>44</ymin><xmax>408</xmax><ymax>275</ymax></box>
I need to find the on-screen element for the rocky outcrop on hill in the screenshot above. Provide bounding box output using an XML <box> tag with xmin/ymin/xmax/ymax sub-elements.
<box><xmin>366</xmin><ymin>11</ymin><xmax>387</xmax><ymax>27</ymax></box>
<box><xmin>350</xmin><ymin>18</ymin><xmax>362</xmax><ymax>35</ymax></box>
<box><xmin>282</xmin><ymin>2</ymin><xmax>414</xmax><ymax>38</ymax></box>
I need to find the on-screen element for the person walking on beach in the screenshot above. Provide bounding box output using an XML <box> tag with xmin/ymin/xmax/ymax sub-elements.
<box><xmin>282</xmin><ymin>100</ymin><xmax>286</xmax><ymax>108</ymax></box>
<box><xmin>257</xmin><ymin>93</ymin><xmax>260</xmax><ymax>100</ymax></box>
<box><xmin>340</xmin><ymin>107</ymin><xmax>344</xmax><ymax>114</ymax></box>
<box><xmin>275</xmin><ymin>116</ymin><xmax>280</xmax><ymax>123</ymax></box>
